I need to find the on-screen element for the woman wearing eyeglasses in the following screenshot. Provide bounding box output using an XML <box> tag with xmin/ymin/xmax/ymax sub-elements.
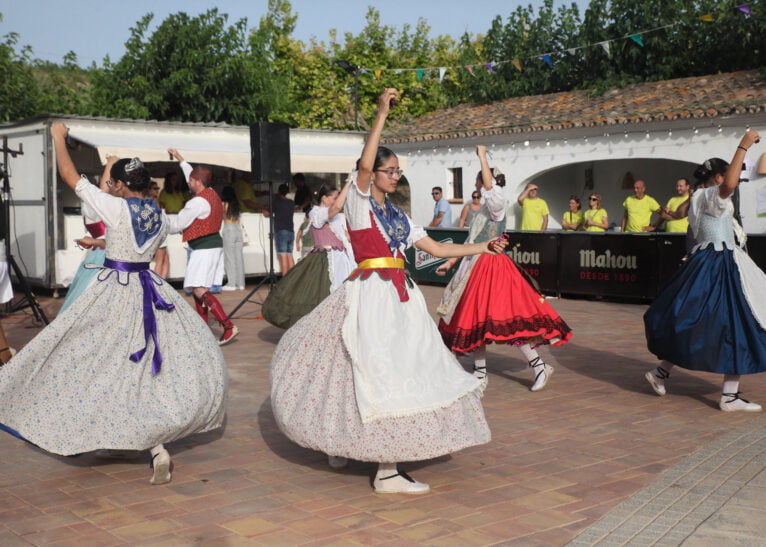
<box><xmin>436</xmin><ymin>145</ymin><xmax>571</xmax><ymax>391</ymax></box>
<box><xmin>583</xmin><ymin>194</ymin><xmax>609</xmax><ymax>232</ymax></box>
<box><xmin>270</xmin><ymin>89</ymin><xmax>509</xmax><ymax>494</ymax></box>
<box><xmin>0</xmin><ymin>123</ymin><xmax>227</xmax><ymax>486</ymax></box>
<box><xmin>458</xmin><ymin>191</ymin><xmax>483</xmax><ymax>228</ymax></box>
<box><xmin>561</xmin><ymin>196</ymin><xmax>584</xmax><ymax>231</ymax></box>
<box><xmin>262</xmin><ymin>180</ymin><xmax>356</xmax><ymax>329</ymax></box>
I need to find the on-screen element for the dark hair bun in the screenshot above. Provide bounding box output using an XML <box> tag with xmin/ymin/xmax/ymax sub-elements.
<box><xmin>110</xmin><ymin>158</ymin><xmax>150</xmax><ymax>192</ymax></box>
<box><xmin>693</xmin><ymin>157</ymin><xmax>729</xmax><ymax>182</ymax></box>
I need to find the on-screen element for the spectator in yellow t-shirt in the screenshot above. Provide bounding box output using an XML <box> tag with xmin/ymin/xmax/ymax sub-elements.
<box><xmin>233</xmin><ymin>178</ymin><xmax>260</xmax><ymax>213</ymax></box>
<box><xmin>157</xmin><ymin>171</ymin><xmax>192</xmax><ymax>213</ymax></box>
<box><xmin>584</xmin><ymin>193</ymin><xmax>609</xmax><ymax>232</ymax></box>
<box><xmin>621</xmin><ymin>180</ymin><xmax>661</xmax><ymax>232</ymax></box>
<box><xmin>561</xmin><ymin>196</ymin><xmax>584</xmax><ymax>231</ymax></box>
<box><xmin>517</xmin><ymin>183</ymin><xmax>549</xmax><ymax>230</ymax></box>
<box><xmin>658</xmin><ymin>178</ymin><xmax>691</xmax><ymax>233</ymax></box>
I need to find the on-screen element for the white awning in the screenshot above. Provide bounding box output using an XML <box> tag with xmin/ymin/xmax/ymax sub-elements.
<box><xmin>65</xmin><ymin>119</ymin><xmax>365</xmax><ymax>174</ymax></box>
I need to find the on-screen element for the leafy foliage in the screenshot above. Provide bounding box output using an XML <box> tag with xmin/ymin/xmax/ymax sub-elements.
<box><xmin>88</xmin><ymin>8</ymin><xmax>288</xmax><ymax>123</ymax></box>
<box><xmin>0</xmin><ymin>1</ymin><xmax>764</xmax><ymax>128</ymax></box>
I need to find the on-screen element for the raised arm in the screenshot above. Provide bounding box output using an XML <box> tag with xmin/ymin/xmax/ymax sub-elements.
<box><xmin>167</xmin><ymin>148</ymin><xmax>185</xmax><ymax>163</ymax></box>
<box><xmin>329</xmin><ymin>176</ymin><xmax>353</xmax><ymax>219</ymax></box>
<box><xmin>477</xmin><ymin>145</ymin><xmax>493</xmax><ymax>191</ymax></box>
<box><xmin>721</xmin><ymin>129</ymin><xmax>761</xmax><ymax>199</ymax></box>
<box><xmin>357</xmin><ymin>88</ymin><xmax>398</xmax><ymax>194</ymax></box>
<box><xmin>50</xmin><ymin>123</ymin><xmax>80</xmax><ymax>191</ymax></box>
<box><xmin>100</xmin><ymin>155</ymin><xmax>118</xmax><ymax>192</ymax></box>
<box><xmin>168</xmin><ymin>148</ymin><xmax>192</xmax><ymax>182</ymax></box>
<box><xmin>517</xmin><ymin>183</ymin><xmax>534</xmax><ymax>206</ymax></box>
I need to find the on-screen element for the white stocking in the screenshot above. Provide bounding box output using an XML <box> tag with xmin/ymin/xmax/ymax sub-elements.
<box><xmin>518</xmin><ymin>343</ymin><xmax>538</xmax><ymax>363</ymax></box>
<box><xmin>376</xmin><ymin>462</ymin><xmax>398</xmax><ymax>477</ymax></box>
<box><xmin>473</xmin><ymin>345</ymin><xmax>487</xmax><ymax>378</ymax></box>
<box><xmin>723</xmin><ymin>374</ymin><xmax>740</xmax><ymax>395</ymax></box>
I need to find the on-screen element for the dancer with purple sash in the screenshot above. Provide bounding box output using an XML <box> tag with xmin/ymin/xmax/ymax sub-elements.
<box><xmin>0</xmin><ymin>123</ymin><xmax>227</xmax><ymax>485</ymax></box>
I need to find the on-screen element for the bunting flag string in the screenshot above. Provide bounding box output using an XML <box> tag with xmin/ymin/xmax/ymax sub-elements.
<box><xmin>349</xmin><ymin>5</ymin><xmax>753</xmax><ymax>82</ymax></box>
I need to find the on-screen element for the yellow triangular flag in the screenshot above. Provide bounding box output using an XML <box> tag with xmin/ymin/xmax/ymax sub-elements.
<box><xmin>374</xmin><ymin>69</ymin><xmax>382</xmax><ymax>79</ymax></box>
<box><xmin>512</xmin><ymin>59</ymin><xmax>522</xmax><ymax>71</ymax></box>
<box><xmin>700</xmin><ymin>14</ymin><xmax>714</xmax><ymax>21</ymax></box>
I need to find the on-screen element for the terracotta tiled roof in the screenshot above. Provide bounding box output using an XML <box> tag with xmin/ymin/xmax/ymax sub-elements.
<box><xmin>383</xmin><ymin>70</ymin><xmax>766</xmax><ymax>144</ymax></box>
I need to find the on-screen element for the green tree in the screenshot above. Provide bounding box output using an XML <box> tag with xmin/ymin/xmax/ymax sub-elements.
<box><xmin>323</xmin><ymin>7</ymin><xmax>462</xmax><ymax>129</ymax></box>
<box><xmin>89</xmin><ymin>8</ymin><xmax>288</xmax><ymax>123</ymax></box>
<box><xmin>32</xmin><ymin>53</ymin><xmax>94</xmax><ymax>116</ymax></box>
<box><xmin>0</xmin><ymin>25</ymin><xmax>39</xmax><ymax>121</ymax></box>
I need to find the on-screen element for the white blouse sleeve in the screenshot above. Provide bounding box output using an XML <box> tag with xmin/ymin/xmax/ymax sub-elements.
<box><xmin>482</xmin><ymin>184</ymin><xmax>507</xmax><ymax>221</ymax></box>
<box><xmin>75</xmin><ymin>177</ymin><xmax>124</xmax><ymax>228</ymax></box>
<box><xmin>180</xmin><ymin>161</ymin><xmax>193</xmax><ymax>182</ymax></box>
<box><xmin>81</xmin><ymin>198</ymin><xmax>102</xmax><ymax>224</ymax></box>
<box><xmin>702</xmin><ymin>185</ymin><xmax>731</xmax><ymax>217</ymax></box>
<box><xmin>309</xmin><ymin>206</ymin><xmax>329</xmax><ymax>228</ymax></box>
<box><xmin>406</xmin><ymin>215</ymin><xmax>428</xmax><ymax>247</ymax></box>
<box><xmin>344</xmin><ymin>173</ymin><xmax>373</xmax><ymax>231</ymax></box>
<box><xmin>167</xmin><ymin>196</ymin><xmax>210</xmax><ymax>234</ymax></box>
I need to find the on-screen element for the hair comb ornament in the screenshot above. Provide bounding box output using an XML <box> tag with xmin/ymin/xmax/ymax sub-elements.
<box><xmin>125</xmin><ymin>157</ymin><xmax>144</xmax><ymax>173</ymax></box>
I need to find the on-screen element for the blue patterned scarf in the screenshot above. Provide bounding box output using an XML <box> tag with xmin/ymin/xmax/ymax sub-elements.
<box><xmin>369</xmin><ymin>196</ymin><xmax>410</xmax><ymax>253</ymax></box>
<box><xmin>125</xmin><ymin>197</ymin><xmax>162</xmax><ymax>248</ymax></box>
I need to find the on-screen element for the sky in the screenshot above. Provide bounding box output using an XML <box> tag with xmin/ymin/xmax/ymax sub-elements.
<box><xmin>1</xmin><ymin>0</ymin><xmax>588</xmax><ymax>67</ymax></box>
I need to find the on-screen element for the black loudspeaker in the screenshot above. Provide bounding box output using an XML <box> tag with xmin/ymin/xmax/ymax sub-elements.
<box><xmin>250</xmin><ymin>122</ymin><xmax>291</xmax><ymax>182</ymax></box>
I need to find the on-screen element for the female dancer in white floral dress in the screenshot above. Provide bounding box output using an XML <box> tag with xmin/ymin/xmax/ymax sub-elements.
<box><xmin>270</xmin><ymin>89</ymin><xmax>508</xmax><ymax>494</ymax></box>
<box><xmin>0</xmin><ymin>123</ymin><xmax>227</xmax><ymax>485</ymax></box>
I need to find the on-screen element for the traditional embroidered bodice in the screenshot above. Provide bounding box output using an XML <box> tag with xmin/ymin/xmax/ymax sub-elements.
<box><xmin>311</xmin><ymin>223</ymin><xmax>345</xmax><ymax>250</ymax></box>
<box><xmin>689</xmin><ymin>186</ymin><xmax>736</xmax><ymax>252</ymax></box>
<box><xmin>474</xmin><ymin>217</ymin><xmax>505</xmax><ymax>243</ymax></box>
<box><xmin>105</xmin><ymin>206</ymin><xmax>168</xmax><ymax>262</ymax></box>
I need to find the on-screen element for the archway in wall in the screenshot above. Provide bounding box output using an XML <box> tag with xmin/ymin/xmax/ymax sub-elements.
<box><xmin>516</xmin><ymin>158</ymin><xmax>698</xmax><ymax>230</ymax></box>
<box><xmin>388</xmin><ymin>174</ymin><xmax>411</xmax><ymax>216</ymax></box>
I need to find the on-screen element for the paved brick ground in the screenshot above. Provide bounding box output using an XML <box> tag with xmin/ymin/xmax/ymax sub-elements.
<box><xmin>1</xmin><ymin>284</ymin><xmax>764</xmax><ymax>545</ymax></box>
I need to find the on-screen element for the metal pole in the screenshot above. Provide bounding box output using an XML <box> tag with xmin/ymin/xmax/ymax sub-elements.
<box><xmin>353</xmin><ymin>69</ymin><xmax>360</xmax><ymax>131</ymax></box>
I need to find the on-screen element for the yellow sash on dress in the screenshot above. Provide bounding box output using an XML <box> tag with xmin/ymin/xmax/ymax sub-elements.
<box><xmin>356</xmin><ymin>257</ymin><xmax>405</xmax><ymax>270</ymax></box>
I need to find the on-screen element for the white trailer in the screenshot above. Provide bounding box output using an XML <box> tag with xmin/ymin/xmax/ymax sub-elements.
<box><xmin>0</xmin><ymin>115</ymin><xmax>364</xmax><ymax>288</ymax></box>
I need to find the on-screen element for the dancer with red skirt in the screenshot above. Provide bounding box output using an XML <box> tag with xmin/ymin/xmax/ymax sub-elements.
<box><xmin>437</xmin><ymin>146</ymin><xmax>571</xmax><ymax>390</ymax></box>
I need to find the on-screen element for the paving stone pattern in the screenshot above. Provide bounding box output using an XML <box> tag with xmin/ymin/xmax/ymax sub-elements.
<box><xmin>1</xmin><ymin>286</ymin><xmax>764</xmax><ymax>545</ymax></box>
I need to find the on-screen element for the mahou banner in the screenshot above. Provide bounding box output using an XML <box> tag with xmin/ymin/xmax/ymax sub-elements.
<box><xmin>505</xmin><ymin>232</ymin><xmax>559</xmax><ymax>292</ymax></box>
<box><xmin>558</xmin><ymin>232</ymin><xmax>659</xmax><ymax>298</ymax></box>
<box><xmin>407</xmin><ymin>229</ymin><xmax>699</xmax><ymax>300</ymax></box>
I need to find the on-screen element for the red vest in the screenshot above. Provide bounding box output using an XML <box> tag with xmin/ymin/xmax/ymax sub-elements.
<box><xmin>182</xmin><ymin>187</ymin><xmax>223</xmax><ymax>242</ymax></box>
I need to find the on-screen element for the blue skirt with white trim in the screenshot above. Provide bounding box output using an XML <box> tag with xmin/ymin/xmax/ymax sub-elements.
<box><xmin>644</xmin><ymin>246</ymin><xmax>766</xmax><ymax>375</ymax></box>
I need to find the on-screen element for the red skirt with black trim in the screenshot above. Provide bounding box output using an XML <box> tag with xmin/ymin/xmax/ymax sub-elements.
<box><xmin>438</xmin><ymin>253</ymin><xmax>572</xmax><ymax>354</ymax></box>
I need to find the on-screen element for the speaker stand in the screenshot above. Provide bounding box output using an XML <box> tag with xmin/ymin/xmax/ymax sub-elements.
<box><xmin>1</xmin><ymin>137</ymin><xmax>49</xmax><ymax>326</ymax></box>
<box><xmin>229</xmin><ymin>181</ymin><xmax>279</xmax><ymax>318</ymax></box>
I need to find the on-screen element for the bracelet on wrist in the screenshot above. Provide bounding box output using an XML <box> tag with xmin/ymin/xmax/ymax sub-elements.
<box><xmin>738</xmin><ymin>146</ymin><xmax>749</xmax><ymax>152</ymax></box>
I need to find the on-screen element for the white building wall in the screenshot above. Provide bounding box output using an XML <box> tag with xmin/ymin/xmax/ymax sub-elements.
<box><xmin>390</xmin><ymin>123</ymin><xmax>766</xmax><ymax>233</ymax></box>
